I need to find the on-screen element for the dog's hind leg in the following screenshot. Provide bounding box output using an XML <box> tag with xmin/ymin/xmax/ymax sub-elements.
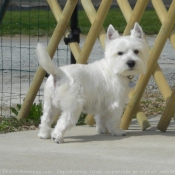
<box><xmin>95</xmin><ymin>114</ymin><xmax>109</xmax><ymax>134</ymax></box>
<box><xmin>51</xmin><ymin>104</ymin><xmax>82</xmax><ymax>143</ymax></box>
<box><xmin>38</xmin><ymin>100</ymin><xmax>59</xmax><ymax>139</ymax></box>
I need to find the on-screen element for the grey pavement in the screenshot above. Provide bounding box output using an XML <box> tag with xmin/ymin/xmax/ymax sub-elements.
<box><xmin>0</xmin><ymin>116</ymin><xmax>175</xmax><ymax>175</ymax></box>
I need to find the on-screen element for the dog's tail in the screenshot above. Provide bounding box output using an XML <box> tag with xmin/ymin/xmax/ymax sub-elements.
<box><xmin>36</xmin><ymin>43</ymin><xmax>58</xmax><ymax>75</ymax></box>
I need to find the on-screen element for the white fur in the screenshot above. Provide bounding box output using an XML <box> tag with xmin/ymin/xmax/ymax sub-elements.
<box><xmin>37</xmin><ymin>23</ymin><xmax>149</xmax><ymax>143</ymax></box>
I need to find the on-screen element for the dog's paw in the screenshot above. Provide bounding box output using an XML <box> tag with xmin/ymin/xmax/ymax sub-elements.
<box><xmin>38</xmin><ymin>132</ymin><xmax>51</xmax><ymax>139</ymax></box>
<box><xmin>111</xmin><ymin>129</ymin><xmax>126</xmax><ymax>136</ymax></box>
<box><xmin>52</xmin><ymin>137</ymin><xmax>64</xmax><ymax>144</ymax></box>
<box><xmin>51</xmin><ymin>132</ymin><xmax>64</xmax><ymax>144</ymax></box>
<box><xmin>97</xmin><ymin>127</ymin><xmax>109</xmax><ymax>134</ymax></box>
<box><xmin>38</xmin><ymin>125</ymin><xmax>51</xmax><ymax>139</ymax></box>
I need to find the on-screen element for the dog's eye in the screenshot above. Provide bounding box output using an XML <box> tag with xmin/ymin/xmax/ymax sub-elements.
<box><xmin>118</xmin><ymin>52</ymin><xmax>123</xmax><ymax>55</ymax></box>
<box><xmin>134</xmin><ymin>50</ymin><xmax>139</xmax><ymax>54</ymax></box>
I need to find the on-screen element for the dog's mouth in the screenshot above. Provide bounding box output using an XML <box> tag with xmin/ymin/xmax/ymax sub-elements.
<box><xmin>119</xmin><ymin>73</ymin><xmax>134</xmax><ymax>80</ymax></box>
<box><xmin>127</xmin><ymin>75</ymin><xmax>134</xmax><ymax>80</ymax></box>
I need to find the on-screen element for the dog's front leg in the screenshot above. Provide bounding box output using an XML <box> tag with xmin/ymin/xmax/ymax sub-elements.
<box><xmin>95</xmin><ymin>114</ymin><xmax>109</xmax><ymax>134</ymax></box>
<box><xmin>105</xmin><ymin>108</ymin><xmax>126</xmax><ymax>136</ymax></box>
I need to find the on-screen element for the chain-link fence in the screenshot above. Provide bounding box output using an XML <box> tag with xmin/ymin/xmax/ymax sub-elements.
<box><xmin>0</xmin><ymin>0</ymin><xmax>72</xmax><ymax>117</ymax></box>
<box><xmin>0</xmin><ymin>0</ymin><xmax>173</xmax><ymax>117</ymax></box>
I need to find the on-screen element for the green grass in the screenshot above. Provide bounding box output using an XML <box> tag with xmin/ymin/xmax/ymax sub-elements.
<box><xmin>0</xmin><ymin>101</ymin><xmax>86</xmax><ymax>133</ymax></box>
<box><xmin>0</xmin><ymin>10</ymin><xmax>57</xmax><ymax>36</ymax></box>
<box><xmin>0</xmin><ymin>116</ymin><xmax>23</xmax><ymax>133</ymax></box>
<box><xmin>0</xmin><ymin>9</ymin><xmax>162</xmax><ymax>36</ymax></box>
<box><xmin>79</xmin><ymin>9</ymin><xmax>162</xmax><ymax>34</ymax></box>
<box><xmin>10</xmin><ymin>101</ymin><xmax>43</xmax><ymax>125</ymax></box>
<box><xmin>0</xmin><ymin>101</ymin><xmax>43</xmax><ymax>133</ymax></box>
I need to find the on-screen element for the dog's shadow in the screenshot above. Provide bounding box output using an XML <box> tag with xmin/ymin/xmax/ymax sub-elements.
<box><xmin>64</xmin><ymin>125</ymin><xmax>129</xmax><ymax>143</ymax></box>
<box><xmin>64</xmin><ymin>132</ymin><xmax>127</xmax><ymax>144</ymax></box>
<box><xmin>64</xmin><ymin>130</ymin><xmax>175</xmax><ymax>144</ymax></box>
<box><xmin>64</xmin><ymin>120</ymin><xmax>175</xmax><ymax>144</ymax></box>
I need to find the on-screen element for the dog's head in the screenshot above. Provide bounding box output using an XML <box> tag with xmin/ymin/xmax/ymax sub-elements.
<box><xmin>105</xmin><ymin>23</ymin><xmax>149</xmax><ymax>76</ymax></box>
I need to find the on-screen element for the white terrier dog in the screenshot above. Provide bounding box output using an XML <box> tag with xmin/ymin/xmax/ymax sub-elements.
<box><xmin>37</xmin><ymin>23</ymin><xmax>149</xmax><ymax>143</ymax></box>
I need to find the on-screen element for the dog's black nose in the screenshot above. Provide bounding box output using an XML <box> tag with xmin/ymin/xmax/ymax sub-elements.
<box><xmin>127</xmin><ymin>60</ymin><xmax>135</xmax><ymax>68</ymax></box>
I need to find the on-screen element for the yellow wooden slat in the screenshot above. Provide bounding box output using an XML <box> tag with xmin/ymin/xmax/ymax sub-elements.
<box><xmin>117</xmin><ymin>0</ymin><xmax>150</xmax><ymax>130</ymax></box>
<box><xmin>158</xmin><ymin>87</ymin><xmax>175</xmax><ymax>132</ymax></box>
<box><xmin>17</xmin><ymin>0</ymin><xmax>78</xmax><ymax>119</ymax></box>
<box><xmin>77</xmin><ymin>0</ymin><xmax>112</xmax><ymax>64</ymax></box>
<box><xmin>121</xmin><ymin>0</ymin><xmax>175</xmax><ymax>130</ymax></box>
<box><xmin>123</xmin><ymin>0</ymin><xmax>149</xmax><ymax>35</ymax></box>
<box><xmin>81</xmin><ymin>0</ymin><xmax>106</xmax><ymax>49</ymax></box>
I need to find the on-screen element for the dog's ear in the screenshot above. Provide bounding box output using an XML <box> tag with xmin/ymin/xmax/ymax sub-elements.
<box><xmin>130</xmin><ymin>22</ymin><xmax>144</xmax><ymax>38</ymax></box>
<box><xmin>106</xmin><ymin>24</ymin><xmax>120</xmax><ymax>43</ymax></box>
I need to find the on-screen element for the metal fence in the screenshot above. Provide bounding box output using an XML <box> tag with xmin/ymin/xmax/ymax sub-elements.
<box><xmin>0</xmin><ymin>0</ymin><xmax>71</xmax><ymax>117</ymax></box>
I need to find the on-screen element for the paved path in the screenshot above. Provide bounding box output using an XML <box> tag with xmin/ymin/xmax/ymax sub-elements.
<box><xmin>0</xmin><ymin>116</ymin><xmax>174</xmax><ymax>175</ymax></box>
